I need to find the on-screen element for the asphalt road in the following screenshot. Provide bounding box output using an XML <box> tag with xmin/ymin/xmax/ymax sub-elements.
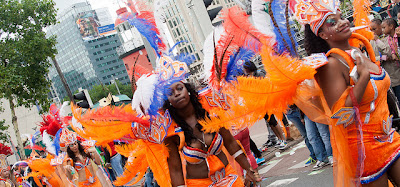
<box><xmin>255</xmin><ymin>141</ymin><xmax>334</xmax><ymax>187</ymax></box>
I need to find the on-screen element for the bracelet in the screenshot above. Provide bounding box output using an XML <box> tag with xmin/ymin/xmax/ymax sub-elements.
<box><xmin>232</xmin><ymin>149</ymin><xmax>244</xmax><ymax>159</ymax></box>
<box><xmin>177</xmin><ymin>185</ymin><xmax>187</xmax><ymax>187</ymax></box>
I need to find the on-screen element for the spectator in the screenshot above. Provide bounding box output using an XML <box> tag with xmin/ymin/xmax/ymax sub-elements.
<box><xmin>304</xmin><ymin>116</ymin><xmax>333</xmax><ymax>170</ymax></box>
<box><xmin>390</xmin><ymin>0</ymin><xmax>400</xmax><ymax>19</ymax></box>
<box><xmin>285</xmin><ymin>106</ymin><xmax>318</xmax><ymax>167</ymax></box>
<box><xmin>381</xmin><ymin>18</ymin><xmax>400</xmax><ymax>101</ymax></box>
<box><xmin>249</xmin><ymin>138</ymin><xmax>265</xmax><ymax>165</ymax></box>
<box><xmin>370</xmin><ymin>19</ymin><xmax>387</xmax><ymax>61</ymax></box>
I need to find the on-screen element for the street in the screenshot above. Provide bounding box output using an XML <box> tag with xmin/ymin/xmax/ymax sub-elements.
<box><xmin>257</xmin><ymin>141</ymin><xmax>334</xmax><ymax>187</ymax></box>
<box><xmin>249</xmin><ymin>120</ymin><xmax>334</xmax><ymax>187</ymax></box>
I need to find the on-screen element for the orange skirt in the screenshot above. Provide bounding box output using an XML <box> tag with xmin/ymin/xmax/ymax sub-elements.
<box><xmin>347</xmin><ymin>123</ymin><xmax>400</xmax><ymax>184</ymax></box>
<box><xmin>78</xmin><ymin>177</ymin><xmax>101</xmax><ymax>187</ymax></box>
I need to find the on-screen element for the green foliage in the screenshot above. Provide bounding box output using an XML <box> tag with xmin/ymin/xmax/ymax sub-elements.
<box><xmin>88</xmin><ymin>81</ymin><xmax>132</xmax><ymax>103</ymax></box>
<box><xmin>0</xmin><ymin>0</ymin><xmax>58</xmax><ymax>113</ymax></box>
<box><xmin>0</xmin><ymin>120</ymin><xmax>9</xmax><ymax>143</ymax></box>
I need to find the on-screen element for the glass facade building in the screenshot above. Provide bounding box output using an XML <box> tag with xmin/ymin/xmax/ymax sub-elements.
<box><xmin>86</xmin><ymin>34</ymin><xmax>129</xmax><ymax>86</ymax></box>
<box><xmin>46</xmin><ymin>2</ymin><xmax>129</xmax><ymax>100</ymax></box>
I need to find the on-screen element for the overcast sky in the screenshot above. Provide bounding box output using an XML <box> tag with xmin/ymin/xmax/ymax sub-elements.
<box><xmin>54</xmin><ymin>0</ymin><xmax>122</xmax><ymax>20</ymax></box>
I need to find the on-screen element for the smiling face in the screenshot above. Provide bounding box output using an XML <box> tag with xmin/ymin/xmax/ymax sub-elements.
<box><xmin>167</xmin><ymin>82</ymin><xmax>191</xmax><ymax>110</ymax></box>
<box><xmin>318</xmin><ymin>13</ymin><xmax>352</xmax><ymax>42</ymax></box>
<box><xmin>69</xmin><ymin>141</ymin><xmax>79</xmax><ymax>153</ymax></box>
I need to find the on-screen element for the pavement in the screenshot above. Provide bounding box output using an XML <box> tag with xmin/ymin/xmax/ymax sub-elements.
<box><xmin>249</xmin><ymin>119</ymin><xmax>334</xmax><ymax>187</ymax></box>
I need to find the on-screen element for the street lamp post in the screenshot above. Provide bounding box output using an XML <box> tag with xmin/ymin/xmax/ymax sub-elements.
<box><xmin>111</xmin><ymin>75</ymin><xmax>121</xmax><ymax>95</ymax></box>
<box><xmin>131</xmin><ymin>50</ymin><xmax>143</xmax><ymax>93</ymax></box>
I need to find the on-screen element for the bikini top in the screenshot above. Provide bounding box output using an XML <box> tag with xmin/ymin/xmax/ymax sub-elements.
<box><xmin>182</xmin><ymin>133</ymin><xmax>223</xmax><ymax>164</ymax></box>
<box><xmin>74</xmin><ymin>157</ymin><xmax>90</xmax><ymax>171</ymax></box>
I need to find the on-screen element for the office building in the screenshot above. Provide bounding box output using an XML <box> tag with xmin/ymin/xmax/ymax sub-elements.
<box><xmin>160</xmin><ymin>0</ymin><xmax>236</xmax><ymax>85</ymax></box>
<box><xmin>114</xmin><ymin>7</ymin><xmax>154</xmax><ymax>82</ymax></box>
<box><xmin>46</xmin><ymin>2</ymin><xmax>130</xmax><ymax>100</ymax></box>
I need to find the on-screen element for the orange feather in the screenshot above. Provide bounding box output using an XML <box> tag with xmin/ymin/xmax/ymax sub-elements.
<box><xmin>71</xmin><ymin>104</ymin><xmax>148</xmax><ymax>146</ymax></box>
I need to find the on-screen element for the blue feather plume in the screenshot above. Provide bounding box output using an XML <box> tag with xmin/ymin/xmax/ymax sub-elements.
<box><xmin>168</xmin><ymin>41</ymin><xmax>187</xmax><ymax>55</ymax></box>
<box><xmin>271</xmin><ymin>0</ymin><xmax>298</xmax><ymax>56</ymax></box>
<box><xmin>120</xmin><ymin>14</ymin><xmax>164</xmax><ymax>57</ymax></box>
<box><xmin>53</xmin><ymin>128</ymin><xmax>62</xmax><ymax>156</ymax></box>
<box><xmin>31</xmin><ymin>131</ymin><xmax>40</xmax><ymax>146</ymax></box>
<box><xmin>226</xmin><ymin>47</ymin><xmax>255</xmax><ymax>82</ymax></box>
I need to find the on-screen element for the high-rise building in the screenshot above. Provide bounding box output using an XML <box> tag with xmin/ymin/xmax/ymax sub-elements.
<box><xmin>86</xmin><ymin>34</ymin><xmax>130</xmax><ymax>86</ymax></box>
<box><xmin>160</xmin><ymin>0</ymin><xmax>237</xmax><ymax>85</ymax></box>
<box><xmin>114</xmin><ymin>7</ymin><xmax>154</xmax><ymax>83</ymax></box>
<box><xmin>46</xmin><ymin>2</ymin><xmax>130</xmax><ymax>101</ymax></box>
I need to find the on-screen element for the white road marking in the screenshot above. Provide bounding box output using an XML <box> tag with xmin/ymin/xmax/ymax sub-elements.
<box><xmin>288</xmin><ymin>159</ymin><xmax>309</xmax><ymax>170</ymax></box>
<box><xmin>258</xmin><ymin>159</ymin><xmax>283</xmax><ymax>174</ymax></box>
<box><xmin>308</xmin><ymin>169</ymin><xmax>325</xmax><ymax>175</ymax></box>
<box><xmin>267</xmin><ymin>178</ymin><xmax>299</xmax><ymax>187</ymax></box>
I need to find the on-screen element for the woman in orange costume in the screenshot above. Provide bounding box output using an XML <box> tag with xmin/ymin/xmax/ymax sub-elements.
<box><xmin>292</xmin><ymin>0</ymin><xmax>400</xmax><ymax>186</ymax></box>
<box><xmin>62</xmin><ymin>129</ymin><xmax>103</xmax><ymax>187</ymax></box>
<box><xmin>163</xmin><ymin>81</ymin><xmax>260</xmax><ymax>187</ymax></box>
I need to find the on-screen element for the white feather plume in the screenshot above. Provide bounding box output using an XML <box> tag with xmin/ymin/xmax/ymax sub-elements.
<box><xmin>251</xmin><ymin>0</ymin><xmax>276</xmax><ymax>45</ymax></box>
<box><xmin>43</xmin><ymin>130</ymin><xmax>56</xmax><ymax>155</ymax></box>
<box><xmin>202</xmin><ymin>25</ymin><xmax>225</xmax><ymax>84</ymax></box>
<box><xmin>72</xmin><ymin>116</ymin><xmax>83</xmax><ymax>131</ymax></box>
<box><xmin>59</xmin><ymin>101</ymin><xmax>70</xmax><ymax>118</ymax></box>
<box><xmin>153</xmin><ymin>0</ymin><xmax>168</xmax><ymax>47</ymax></box>
<box><xmin>131</xmin><ymin>73</ymin><xmax>158</xmax><ymax>116</ymax></box>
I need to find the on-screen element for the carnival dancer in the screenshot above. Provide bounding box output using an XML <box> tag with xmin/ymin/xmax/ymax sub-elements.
<box><xmin>0</xmin><ymin>144</ymin><xmax>14</xmax><ymax>187</ymax></box>
<box><xmin>291</xmin><ymin>0</ymin><xmax>400</xmax><ymax>186</ymax></box>
<box><xmin>70</xmin><ymin>0</ymin><xmax>261</xmax><ymax>186</ymax></box>
<box><xmin>163</xmin><ymin>81</ymin><xmax>260</xmax><ymax>187</ymax></box>
<box><xmin>62</xmin><ymin>128</ymin><xmax>105</xmax><ymax>187</ymax></box>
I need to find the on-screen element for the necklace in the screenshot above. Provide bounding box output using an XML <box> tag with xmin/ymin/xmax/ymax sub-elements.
<box><xmin>197</xmin><ymin>132</ymin><xmax>207</xmax><ymax>148</ymax></box>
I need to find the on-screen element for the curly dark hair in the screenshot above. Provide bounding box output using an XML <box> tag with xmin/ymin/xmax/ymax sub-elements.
<box><xmin>304</xmin><ymin>24</ymin><xmax>331</xmax><ymax>55</ymax></box>
<box><xmin>163</xmin><ymin>83</ymin><xmax>209</xmax><ymax>144</ymax></box>
<box><xmin>66</xmin><ymin>141</ymin><xmax>91</xmax><ymax>167</ymax></box>
<box><xmin>383</xmin><ymin>18</ymin><xmax>398</xmax><ymax>29</ymax></box>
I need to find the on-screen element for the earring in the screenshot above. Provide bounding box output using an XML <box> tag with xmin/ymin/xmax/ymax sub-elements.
<box><xmin>188</xmin><ymin>92</ymin><xmax>191</xmax><ymax>96</ymax></box>
<box><xmin>326</xmin><ymin>38</ymin><xmax>329</xmax><ymax>40</ymax></box>
<box><xmin>336</xmin><ymin>29</ymin><xmax>339</xmax><ymax>32</ymax></box>
<box><xmin>330</xmin><ymin>35</ymin><xmax>333</xmax><ymax>37</ymax></box>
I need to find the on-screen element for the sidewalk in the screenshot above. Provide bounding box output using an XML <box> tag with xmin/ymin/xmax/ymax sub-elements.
<box><xmin>249</xmin><ymin>119</ymin><xmax>304</xmax><ymax>162</ymax></box>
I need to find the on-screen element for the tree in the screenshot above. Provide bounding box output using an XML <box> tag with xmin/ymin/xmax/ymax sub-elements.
<box><xmin>88</xmin><ymin>81</ymin><xmax>133</xmax><ymax>103</ymax></box>
<box><xmin>0</xmin><ymin>0</ymin><xmax>57</xmax><ymax>159</ymax></box>
<box><xmin>0</xmin><ymin>120</ymin><xmax>10</xmax><ymax>143</ymax></box>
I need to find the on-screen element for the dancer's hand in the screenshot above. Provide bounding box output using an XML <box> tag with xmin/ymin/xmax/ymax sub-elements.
<box><xmin>244</xmin><ymin>168</ymin><xmax>261</xmax><ymax>186</ymax></box>
<box><xmin>355</xmin><ymin>56</ymin><xmax>370</xmax><ymax>79</ymax></box>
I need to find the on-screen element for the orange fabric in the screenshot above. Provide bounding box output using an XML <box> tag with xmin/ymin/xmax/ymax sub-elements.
<box><xmin>185</xmin><ymin>162</ymin><xmax>244</xmax><ymax>187</ymax></box>
<box><xmin>324</xmin><ymin>34</ymin><xmax>400</xmax><ymax>185</ymax></box>
<box><xmin>330</xmin><ymin>73</ymin><xmax>400</xmax><ymax>185</ymax></box>
<box><xmin>351</xmin><ymin>0</ymin><xmax>374</xmax><ymax>47</ymax></box>
<box><xmin>296</xmin><ymin>33</ymin><xmax>400</xmax><ymax>186</ymax></box>
<box><xmin>77</xmin><ymin>168</ymin><xmax>101</xmax><ymax>187</ymax></box>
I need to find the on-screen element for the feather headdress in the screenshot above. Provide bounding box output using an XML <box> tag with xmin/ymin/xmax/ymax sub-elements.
<box><xmin>39</xmin><ymin>114</ymin><xmax>61</xmax><ymax>137</ymax></box>
<box><xmin>70</xmin><ymin>104</ymin><xmax>148</xmax><ymax>146</ymax></box>
<box><xmin>350</xmin><ymin>0</ymin><xmax>373</xmax><ymax>47</ymax></box>
<box><xmin>269</xmin><ymin>0</ymin><xmax>298</xmax><ymax>56</ymax></box>
<box><xmin>118</xmin><ymin>0</ymin><xmax>166</xmax><ymax>57</ymax></box>
<box><xmin>0</xmin><ymin>143</ymin><xmax>12</xmax><ymax>156</ymax></box>
<box><xmin>199</xmin><ymin>5</ymin><xmax>323</xmax><ymax>132</ymax></box>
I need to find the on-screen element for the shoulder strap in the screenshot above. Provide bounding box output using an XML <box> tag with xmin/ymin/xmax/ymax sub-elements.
<box><xmin>326</xmin><ymin>48</ymin><xmax>355</xmax><ymax>70</ymax></box>
<box><xmin>326</xmin><ymin>48</ymin><xmax>356</xmax><ymax>86</ymax></box>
